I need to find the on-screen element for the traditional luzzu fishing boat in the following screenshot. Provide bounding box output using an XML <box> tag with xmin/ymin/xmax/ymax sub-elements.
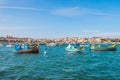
<box><xmin>90</xmin><ymin>44</ymin><xmax>117</xmax><ymax>51</ymax></box>
<box><xmin>65</xmin><ymin>44</ymin><xmax>84</xmax><ymax>52</ymax></box>
<box><xmin>13</xmin><ymin>43</ymin><xmax>39</xmax><ymax>53</ymax></box>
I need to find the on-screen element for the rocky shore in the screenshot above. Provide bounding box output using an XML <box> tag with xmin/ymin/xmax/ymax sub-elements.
<box><xmin>0</xmin><ymin>35</ymin><xmax>120</xmax><ymax>44</ymax></box>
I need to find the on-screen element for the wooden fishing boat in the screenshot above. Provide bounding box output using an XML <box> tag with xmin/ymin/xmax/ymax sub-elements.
<box><xmin>90</xmin><ymin>44</ymin><xmax>117</xmax><ymax>51</ymax></box>
<box><xmin>65</xmin><ymin>48</ymin><xmax>83</xmax><ymax>52</ymax></box>
<box><xmin>65</xmin><ymin>44</ymin><xmax>84</xmax><ymax>52</ymax></box>
<box><xmin>13</xmin><ymin>48</ymin><xmax>39</xmax><ymax>53</ymax></box>
<box><xmin>13</xmin><ymin>44</ymin><xmax>39</xmax><ymax>53</ymax></box>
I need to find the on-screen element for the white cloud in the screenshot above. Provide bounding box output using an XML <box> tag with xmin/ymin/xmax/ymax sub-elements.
<box><xmin>51</xmin><ymin>6</ymin><xmax>112</xmax><ymax>16</ymax></box>
<box><xmin>0</xmin><ymin>6</ymin><xmax>42</xmax><ymax>11</ymax></box>
<box><xmin>88</xmin><ymin>10</ymin><xmax>112</xmax><ymax>16</ymax></box>
<box><xmin>87</xmin><ymin>32</ymin><xmax>120</xmax><ymax>37</ymax></box>
<box><xmin>82</xmin><ymin>30</ymin><xmax>100</xmax><ymax>33</ymax></box>
<box><xmin>0</xmin><ymin>26</ymin><xmax>31</xmax><ymax>30</ymax></box>
<box><xmin>97</xmin><ymin>32</ymin><xmax>120</xmax><ymax>37</ymax></box>
<box><xmin>0</xmin><ymin>18</ymin><xmax>7</xmax><ymax>22</ymax></box>
<box><xmin>79</xmin><ymin>30</ymin><xmax>120</xmax><ymax>38</ymax></box>
<box><xmin>52</xmin><ymin>7</ymin><xmax>86</xmax><ymax>16</ymax></box>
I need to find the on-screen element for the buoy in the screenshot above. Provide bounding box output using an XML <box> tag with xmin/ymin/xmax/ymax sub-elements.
<box><xmin>44</xmin><ymin>51</ymin><xmax>47</xmax><ymax>55</ymax></box>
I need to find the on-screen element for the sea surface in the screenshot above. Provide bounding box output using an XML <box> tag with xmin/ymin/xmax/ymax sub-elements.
<box><xmin>0</xmin><ymin>44</ymin><xmax>120</xmax><ymax>80</ymax></box>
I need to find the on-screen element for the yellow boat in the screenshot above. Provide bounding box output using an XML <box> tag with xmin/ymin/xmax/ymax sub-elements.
<box><xmin>90</xmin><ymin>44</ymin><xmax>117</xmax><ymax>51</ymax></box>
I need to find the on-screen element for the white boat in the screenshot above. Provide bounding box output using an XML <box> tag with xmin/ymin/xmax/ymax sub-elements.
<box><xmin>65</xmin><ymin>44</ymin><xmax>84</xmax><ymax>52</ymax></box>
<box><xmin>6</xmin><ymin>44</ymin><xmax>13</xmax><ymax>48</ymax></box>
<box><xmin>47</xmin><ymin>43</ymin><xmax>58</xmax><ymax>46</ymax></box>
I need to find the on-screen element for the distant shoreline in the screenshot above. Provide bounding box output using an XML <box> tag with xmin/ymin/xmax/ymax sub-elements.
<box><xmin>0</xmin><ymin>36</ymin><xmax>120</xmax><ymax>44</ymax></box>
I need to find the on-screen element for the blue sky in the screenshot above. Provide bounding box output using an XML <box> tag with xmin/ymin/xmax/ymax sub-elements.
<box><xmin>0</xmin><ymin>0</ymin><xmax>120</xmax><ymax>38</ymax></box>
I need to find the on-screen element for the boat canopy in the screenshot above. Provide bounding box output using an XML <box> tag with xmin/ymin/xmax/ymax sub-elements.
<box><xmin>66</xmin><ymin>44</ymin><xmax>75</xmax><ymax>49</ymax></box>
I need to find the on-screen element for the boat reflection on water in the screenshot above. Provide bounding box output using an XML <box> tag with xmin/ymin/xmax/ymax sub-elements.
<box><xmin>65</xmin><ymin>51</ymin><xmax>84</xmax><ymax>55</ymax></box>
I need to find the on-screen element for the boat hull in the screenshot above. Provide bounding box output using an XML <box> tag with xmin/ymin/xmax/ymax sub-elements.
<box><xmin>90</xmin><ymin>47</ymin><xmax>116</xmax><ymax>51</ymax></box>
<box><xmin>13</xmin><ymin>48</ymin><xmax>39</xmax><ymax>53</ymax></box>
<box><xmin>65</xmin><ymin>48</ymin><xmax>83</xmax><ymax>52</ymax></box>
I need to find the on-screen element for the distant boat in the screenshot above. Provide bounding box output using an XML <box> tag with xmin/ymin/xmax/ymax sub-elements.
<box><xmin>6</xmin><ymin>44</ymin><xmax>13</xmax><ymax>48</ymax></box>
<box><xmin>47</xmin><ymin>43</ymin><xmax>58</xmax><ymax>46</ymax></box>
<box><xmin>65</xmin><ymin>44</ymin><xmax>84</xmax><ymax>52</ymax></box>
<box><xmin>13</xmin><ymin>44</ymin><xmax>39</xmax><ymax>53</ymax></box>
<box><xmin>0</xmin><ymin>43</ymin><xmax>3</xmax><ymax>46</ymax></box>
<box><xmin>90</xmin><ymin>44</ymin><xmax>117</xmax><ymax>51</ymax></box>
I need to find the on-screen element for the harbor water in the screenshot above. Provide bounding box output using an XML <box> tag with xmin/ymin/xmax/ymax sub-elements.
<box><xmin>0</xmin><ymin>44</ymin><xmax>120</xmax><ymax>80</ymax></box>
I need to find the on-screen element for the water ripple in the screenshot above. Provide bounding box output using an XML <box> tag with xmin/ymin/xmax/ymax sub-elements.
<box><xmin>0</xmin><ymin>45</ymin><xmax>120</xmax><ymax>80</ymax></box>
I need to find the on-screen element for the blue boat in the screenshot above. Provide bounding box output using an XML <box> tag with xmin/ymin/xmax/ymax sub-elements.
<box><xmin>13</xmin><ymin>43</ymin><xmax>39</xmax><ymax>53</ymax></box>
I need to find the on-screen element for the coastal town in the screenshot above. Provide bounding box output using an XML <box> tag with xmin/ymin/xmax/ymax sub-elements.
<box><xmin>0</xmin><ymin>35</ymin><xmax>120</xmax><ymax>44</ymax></box>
